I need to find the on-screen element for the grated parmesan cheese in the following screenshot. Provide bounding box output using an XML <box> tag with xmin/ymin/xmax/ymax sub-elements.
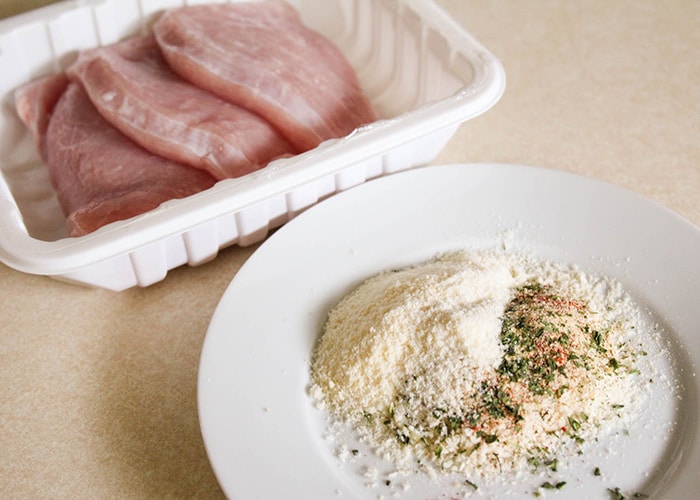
<box><xmin>308</xmin><ymin>249</ymin><xmax>652</xmax><ymax>482</ymax></box>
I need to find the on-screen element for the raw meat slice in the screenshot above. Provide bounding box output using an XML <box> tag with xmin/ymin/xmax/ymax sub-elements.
<box><xmin>153</xmin><ymin>1</ymin><xmax>378</xmax><ymax>151</ymax></box>
<box><xmin>14</xmin><ymin>72</ymin><xmax>69</xmax><ymax>160</ymax></box>
<box><xmin>45</xmin><ymin>82</ymin><xmax>216</xmax><ymax>236</ymax></box>
<box><xmin>66</xmin><ymin>35</ymin><xmax>296</xmax><ymax>181</ymax></box>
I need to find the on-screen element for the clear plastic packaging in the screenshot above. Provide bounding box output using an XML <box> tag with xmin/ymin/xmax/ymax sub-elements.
<box><xmin>0</xmin><ymin>0</ymin><xmax>505</xmax><ymax>290</ymax></box>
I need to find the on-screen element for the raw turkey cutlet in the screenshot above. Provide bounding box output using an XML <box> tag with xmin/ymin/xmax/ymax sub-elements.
<box><xmin>14</xmin><ymin>72</ymin><xmax>70</xmax><ymax>161</ymax></box>
<box><xmin>67</xmin><ymin>35</ymin><xmax>296</xmax><ymax>180</ymax></box>
<box><xmin>44</xmin><ymin>82</ymin><xmax>216</xmax><ymax>236</ymax></box>
<box><xmin>13</xmin><ymin>1</ymin><xmax>378</xmax><ymax>236</ymax></box>
<box><xmin>154</xmin><ymin>1</ymin><xmax>378</xmax><ymax>151</ymax></box>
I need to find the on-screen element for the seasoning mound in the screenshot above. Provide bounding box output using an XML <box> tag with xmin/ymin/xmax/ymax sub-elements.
<box><xmin>309</xmin><ymin>250</ymin><xmax>649</xmax><ymax>478</ymax></box>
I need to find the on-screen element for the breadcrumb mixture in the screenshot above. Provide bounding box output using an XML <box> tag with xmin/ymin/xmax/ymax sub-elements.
<box><xmin>309</xmin><ymin>250</ymin><xmax>650</xmax><ymax>479</ymax></box>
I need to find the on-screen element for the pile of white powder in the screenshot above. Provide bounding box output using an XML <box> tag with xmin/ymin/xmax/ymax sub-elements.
<box><xmin>308</xmin><ymin>249</ymin><xmax>653</xmax><ymax>482</ymax></box>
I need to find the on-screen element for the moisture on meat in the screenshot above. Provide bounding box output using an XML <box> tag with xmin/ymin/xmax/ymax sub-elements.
<box><xmin>66</xmin><ymin>35</ymin><xmax>296</xmax><ymax>181</ymax></box>
<box><xmin>45</xmin><ymin>82</ymin><xmax>216</xmax><ymax>236</ymax></box>
<box><xmin>153</xmin><ymin>1</ymin><xmax>378</xmax><ymax>151</ymax></box>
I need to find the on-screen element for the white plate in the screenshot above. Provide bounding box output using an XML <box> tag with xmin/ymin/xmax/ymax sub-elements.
<box><xmin>198</xmin><ymin>163</ymin><xmax>700</xmax><ymax>499</ymax></box>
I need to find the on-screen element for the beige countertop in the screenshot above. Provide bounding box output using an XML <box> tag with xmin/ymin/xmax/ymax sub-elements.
<box><xmin>1</xmin><ymin>1</ymin><xmax>698</xmax><ymax>498</ymax></box>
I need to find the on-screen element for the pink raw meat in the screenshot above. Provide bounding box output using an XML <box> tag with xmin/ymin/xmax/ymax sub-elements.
<box><xmin>14</xmin><ymin>72</ymin><xmax>69</xmax><ymax>160</ymax></box>
<box><xmin>45</xmin><ymin>82</ymin><xmax>216</xmax><ymax>236</ymax></box>
<box><xmin>153</xmin><ymin>1</ymin><xmax>378</xmax><ymax>151</ymax></box>
<box><xmin>67</xmin><ymin>35</ymin><xmax>296</xmax><ymax>181</ymax></box>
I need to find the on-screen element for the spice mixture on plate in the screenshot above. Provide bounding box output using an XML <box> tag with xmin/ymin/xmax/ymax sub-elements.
<box><xmin>309</xmin><ymin>250</ymin><xmax>653</xmax><ymax>482</ymax></box>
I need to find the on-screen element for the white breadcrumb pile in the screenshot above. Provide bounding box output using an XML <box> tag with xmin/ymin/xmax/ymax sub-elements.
<box><xmin>308</xmin><ymin>249</ymin><xmax>652</xmax><ymax>480</ymax></box>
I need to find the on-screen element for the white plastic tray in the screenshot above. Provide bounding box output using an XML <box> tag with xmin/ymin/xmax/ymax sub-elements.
<box><xmin>0</xmin><ymin>0</ymin><xmax>505</xmax><ymax>290</ymax></box>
